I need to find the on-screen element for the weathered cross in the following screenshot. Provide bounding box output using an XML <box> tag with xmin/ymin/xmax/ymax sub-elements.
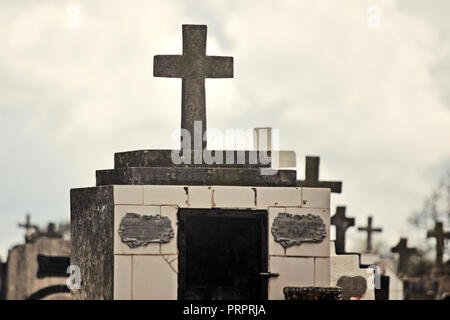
<box><xmin>296</xmin><ymin>156</ymin><xmax>342</xmax><ymax>193</ymax></box>
<box><xmin>427</xmin><ymin>222</ymin><xmax>450</xmax><ymax>267</ymax></box>
<box><xmin>18</xmin><ymin>213</ymin><xmax>38</xmax><ymax>243</ymax></box>
<box><xmin>331</xmin><ymin>206</ymin><xmax>355</xmax><ymax>254</ymax></box>
<box><xmin>154</xmin><ymin>25</ymin><xmax>233</xmax><ymax>150</ymax></box>
<box><xmin>358</xmin><ymin>216</ymin><xmax>382</xmax><ymax>252</ymax></box>
<box><xmin>391</xmin><ymin>238</ymin><xmax>417</xmax><ymax>275</ymax></box>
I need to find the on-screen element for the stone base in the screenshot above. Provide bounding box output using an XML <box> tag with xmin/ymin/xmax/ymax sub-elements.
<box><xmin>96</xmin><ymin>167</ymin><xmax>296</xmax><ymax>187</ymax></box>
<box><xmin>283</xmin><ymin>287</ymin><xmax>342</xmax><ymax>300</ymax></box>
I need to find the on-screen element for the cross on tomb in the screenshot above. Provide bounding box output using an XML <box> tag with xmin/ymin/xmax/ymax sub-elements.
<box><xmin>391</xmin><ymin>238</ymin><xmax>417</xmax><ymax>275</ymax></box>
<box><xmin>18</xmin><ymin>214</ymin><xmax>38</xmax><ymax>243</ymax></box>
<box><xmin>358</xmin><ymin>216</ymin><xmax>382</xmax><ymax>252</ymax></box>
<box><xmin>154</xmin><ymin>24</ymin><xmax>233</xmax><ymax>151</ymax></box>
<box><xmin>296</xmin><ymin>156</ymin><xmax>342</xmax><ymax>193</ymax></box>
<box><xmin>427</xmin><ymin>222</ymin><xmax>450</xmax><ymax>267</ymax></box>
<box><xmin>331</xmin><ymin>206</ymin><xmax>355</xmax><ymax>254</ymax></box>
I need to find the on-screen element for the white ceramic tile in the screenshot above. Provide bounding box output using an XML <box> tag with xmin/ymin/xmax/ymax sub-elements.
<box><xmin>114</xmin><ymin>185</ymin><xmax>143</xmax><ymax>205</ymax></box>
<box><xmin>114</xmin><ymin>255</ymin><xmax>132</xmax><ymax>300</ymax></box>
<box><xmin>114</xmin><ymin>205</ymin><xmax>161</xmax><ymax>255</ymax></box>
<box><xmin>188</xmin><ymin>186</ymin><xmax>212</xmax><ymax>208</ymax></box>
<box><xmin>143</xmin><ymin>185</ymin><xmax>188</xmax><ymax>207</ymax></box>
<box><xmin>284</xmin><ymin>208</ymin><xmax>330</xmax><ymax>257</ymax></box>
<box><xmin>268</xmin><ymin>257</ymin><xmax>314</xmax><ymax>300</ymax></box>
<box><xmin>268</xmin><ymin>207</ymin><xmax>287</xmax><ymax>256</ymax></box>
<box><xmin>132</xmin><ymin>255</ymin><xmax>177</xmax><ymax>300</ymax></box>
<box><xmin>301</xmin><ymin>187</ymin><xmax>330</xmax><ymax>209</ymax></box>
<box><xmin>314</xmin><ymin>257</ymin><xmax>330</xmax><ymax>287</ymax></box>
<box><xmin>256</xmin><ymin>187</ymin><xmax>302</xmax><ymax>209</ymax></box>
<box><xmin>212</xmin><ymin>186</ymin><xmax>256</xmax><ymax>208</ymax></box>
<box><xmin>160</xmin><ymin>206</ymin><xmax>178</xmax><ymax>255</ymax></box>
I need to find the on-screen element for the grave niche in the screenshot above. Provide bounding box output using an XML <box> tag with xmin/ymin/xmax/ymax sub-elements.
<box><xmin>70</xmin><ymin>24</ymin><xmax>338</xmax><ymax>300</ymax></box>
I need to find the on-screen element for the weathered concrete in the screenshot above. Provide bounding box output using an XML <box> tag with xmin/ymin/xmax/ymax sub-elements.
<box><xmin>70</xmin><ymin>186</ymin><xmax>114</xmax><ymax>300</ymax></box>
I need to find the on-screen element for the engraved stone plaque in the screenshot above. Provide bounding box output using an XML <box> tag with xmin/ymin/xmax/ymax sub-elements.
<box><xmin>118</xmin><ymin>212</ymin><xmax>174</xmax><ymax>248</ymax></box>
<box><xmin>336</xmin><ymin>276</ymin><xmax>367</xmax><ymax>300</ymax></box>
<box><xmin>271</xmin><ymin>212</ymin><xmax>326</xmax><ymax>248</ymax></box>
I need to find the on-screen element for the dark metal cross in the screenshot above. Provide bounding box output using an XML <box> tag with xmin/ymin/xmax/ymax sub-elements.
<box><xmin>296</xmin><ymin>156</ymin><xmax>342</xmax><ymax>193</ymax></box>
<box><xmin>18</xmin><ymin>213</ymin><xmax>39</xmax><ymax>243</ymax></box>
<box><xmin>358</xmin><ymin>216</ymin><xmax>382</xmax><ymax>252</ymax></box>
<box><xmin>154</xmin><ymin>25</ymin><xmax>234</xmax><ymax>150</ymax></box>
<box><xmin>391</xmin><ymin>238</ymin><xmax>417</xmax><ymax>275</ymax></box>
<box><xmin>331</xmin><ymin>206</ymin><xmax>355</xmax><ymax>254</ymax></box>
<box><xmin>427</xmin><ymin>222</ymin><xmax>450</xmax><ymax>267</ymax></box>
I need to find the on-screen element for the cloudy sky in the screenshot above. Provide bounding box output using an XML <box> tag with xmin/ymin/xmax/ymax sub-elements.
<box><xmin>1</xmin><ymin>0</ymin><xmax>449</xmax><ymax>260</ymax></box>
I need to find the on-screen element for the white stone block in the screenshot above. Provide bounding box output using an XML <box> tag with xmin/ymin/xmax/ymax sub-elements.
<box><xmin>160</xmin><ymin>206</ymin><xmax>178</xmax><ymax>255</ymax></box>
<box><xmin>268</xmin><ymin>257</ymin><xmax>314</xmax><ymax>300</ymax></box>
<box><xmin>114</xmin><ymin>185</ymin><xmax>143</xmax><ymax>205</ymax></box>
<box><xmin>256</xmin><ymin>187</ymin><xmax>302</xmax><ymax>209</ymax></box>
<box><xmin>330</xmin><ymin>253</ymin><xmax>375</xmax><ymax>300</ymax></box>
<box><xmin>188</xmin><ymin>186</ymin><xmax>212</xmax><ymax>208</ymax></box>
<box><xmin>143</xmin><ymin>185</ymin><xmax>188</xmax><ymax>207</ymax></box>
<box><xmin>114</xmin><ymin>255</ymin><xmax>132</xmax><ymax>300</ymax></box>
<box><xmin>269</xmin><ymin>207</ymin><xmax>330</xmax><ymax>257</ymax></box>
<box><xmin>302</xmin><ymin>187</ymin><xmax>330</xmax><ymax>209</ymax></box>
<box><xmin>132</xmin><ymin>255</ymin><xmax>178</xmax><ymax>300</ymax></box>
<box><xmin>314</xmin><ymin>257</ymin><xmax>330</xmax><ymax>287</ymax></box>
<box><xmin>114</xmin><ymin>205</ymin><xmax>161</xmax><ymax>255</ymax></box>
<box><xmin>212</xmin><ymin>186</ymin><xmax>256</xmax><ymax>209</ymax></box>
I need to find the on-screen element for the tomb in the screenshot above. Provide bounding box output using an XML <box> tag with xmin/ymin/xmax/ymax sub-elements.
<box><xmin>70</xmin><ymin>24</ymin><xmax>342</xmax><ymax>300</ymax></box>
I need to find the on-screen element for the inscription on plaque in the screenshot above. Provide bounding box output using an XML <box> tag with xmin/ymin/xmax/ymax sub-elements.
<box><xmin>271</xmin><ymin>212</ymin><xmax>327</xmax><ymax>248</ymax></box>
<box><xmin>118</xmin><ymin>212</ymin><xmax>174</xmax><ymax>248</ymax></box>
<box><xmin>336</xmin><ymin>276</ymin><xmax>367</xmax><ymax>300</ymax></box>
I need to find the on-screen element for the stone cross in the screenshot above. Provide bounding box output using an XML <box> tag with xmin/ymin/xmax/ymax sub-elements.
<box><xmin>331</xmin><ymin>206</ymin><xmax>355</xmax><ymax>254</ymax></box>
<box><xmin>358</xmin><ymin>216</ymin><xmax>382</xmax><ymax>252</ymax></box>
<box><xmin>427</xmin><ymin>222</ymin><xmax>450</xmax><ymax>267</ymax></box>
<box><xmin>18</xmin><ymin>214</ymin><xmax>38</xmax><ymax>243</ymax></box>
<box><xmin>391</xmin><ymin>238</ymin><xmax>417</xmax><ymax>275</ymax></box>
<box><xmin>154</xmin><ymin>24</ymin><xmax>233</xmax><ymax>150</ymax></box>
<box><xmin>296</xmin><ymin>156</ymin><xmax>342</xmax><ymax>193</ymax></box>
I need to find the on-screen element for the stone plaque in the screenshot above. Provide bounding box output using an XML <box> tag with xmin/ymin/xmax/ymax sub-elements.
<box><xmin>336</xmin><ymin>276</ymin><xmax>367</xmax><ymax>300</ymax></box>
<box><xmin>271</xmin><ymin>212</ymin><xmax>326</xmax><ymax>248</ymax></box>
<box><xmin>118</xmin><ymin>212</ymin><xmax>174</xmax><ymax>248</ymax></box>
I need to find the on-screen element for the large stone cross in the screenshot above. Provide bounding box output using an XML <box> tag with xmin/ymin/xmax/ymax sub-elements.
<box><xmin>358</xmin><ymin>216</ymin><xmax>382</xmax><ymax>252</ymax></box>
<box><xmin>391</xmin><ymin>238</ymin><xmax>417</xmax><ymax>275</ymax></box>
<box><xmin>331</xmin><ymin>206</ymin><xmax>355</xmax><ymax>254</ymax></box>
<box><xmin>154</xmin><ymin>24</ymin><xmax>233</xmax><ymax>150</ymax></box>
<box><xmin>427</xmin><ymin>222</ymin><xmax>450</xmax><ymax>267</ymax></box>
<box><xmin>296</xmin><ymin>156</ymin><xmax>342</xmax><ymax>193</ymax></box>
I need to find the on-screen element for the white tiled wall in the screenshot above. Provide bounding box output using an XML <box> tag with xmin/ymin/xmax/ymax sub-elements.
<box><xmin>113</xmin><ymin>185</ymin><xmax>331</xmax><ymax>300</ymax></box>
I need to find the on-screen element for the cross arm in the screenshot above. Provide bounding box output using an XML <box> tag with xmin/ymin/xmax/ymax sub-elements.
<box><xmin>154</xmin><ymin>55</ymin><xmax>184</xmax><ymax>78</ymax></box>
<box><xmin>205</xmin><ymin>56</ymin><xmax>234</xmax><ymax>78</ymax></box>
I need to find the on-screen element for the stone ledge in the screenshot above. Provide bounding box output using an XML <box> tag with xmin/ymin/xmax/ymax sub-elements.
<box><xmin>114</xmin><ymin>149</ymin><xmax>273</xmax><ymax>168</ymax></box>
<box><xmin>96</xmin><ymin>167</ymin><xmax>296</xmax><ymax>187</ymax></box>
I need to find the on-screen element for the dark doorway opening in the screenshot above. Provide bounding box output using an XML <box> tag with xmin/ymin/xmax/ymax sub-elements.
<box><xmin>178</xmin><ymin>209</ymin><xmax>268</xmax><ymax>300</ymax></box>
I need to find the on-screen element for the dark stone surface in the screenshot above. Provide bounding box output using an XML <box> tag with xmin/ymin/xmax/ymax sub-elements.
<box><xmin>336</xmin><ymin>276</ymin><xmax>367</xmax><ymax>300</ymax></box>
<box><xmin>391</xmin><ymin>238</ymin><xmax>417</xmax><ymax>275</ymax></box>
<box><xmin>331</xmin><ymin>206</ymin><xmax>355</xmax><ymax>254</ymax></box>
<box><xmin>96</xmin><ymin>167</ymin><xmax>296</xmax><ymax>187</ymax></box>
<box><xmin>114</xmin><ymin>149</ymin><xmax>272</xmax><ymax>168</ymax></box>
<box><xmin>70</xmin><ymin>186</ymin><xmax>114</xmax><ymax>300</ymax></box>
<box><xmin>37</xmin><ymin>255</ymin><xmax>70</xmax><ymax>279</ymax></box>
<box><xmin>283</xmin><ymin>287</ymin><xmax>342</xmax><ymax>300</ymax></box>
<box><xmin>271</xmin><ymin>212</ymin><xmax>326</xmax><ymax>248</ymax></box>
<box><xmin>296</xmin><ymin>156</ymin><xmax>342</xmax><ymax>193</ymax></box>
<box><xmin>118</xmin><ymin>212</ymin><xmax>174</xmax><ymax>248</ymax></box>
<box><xmin>154</xmin><ymin>25</ymin><xmax>233</xmax><ymax>150</ymax></box>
